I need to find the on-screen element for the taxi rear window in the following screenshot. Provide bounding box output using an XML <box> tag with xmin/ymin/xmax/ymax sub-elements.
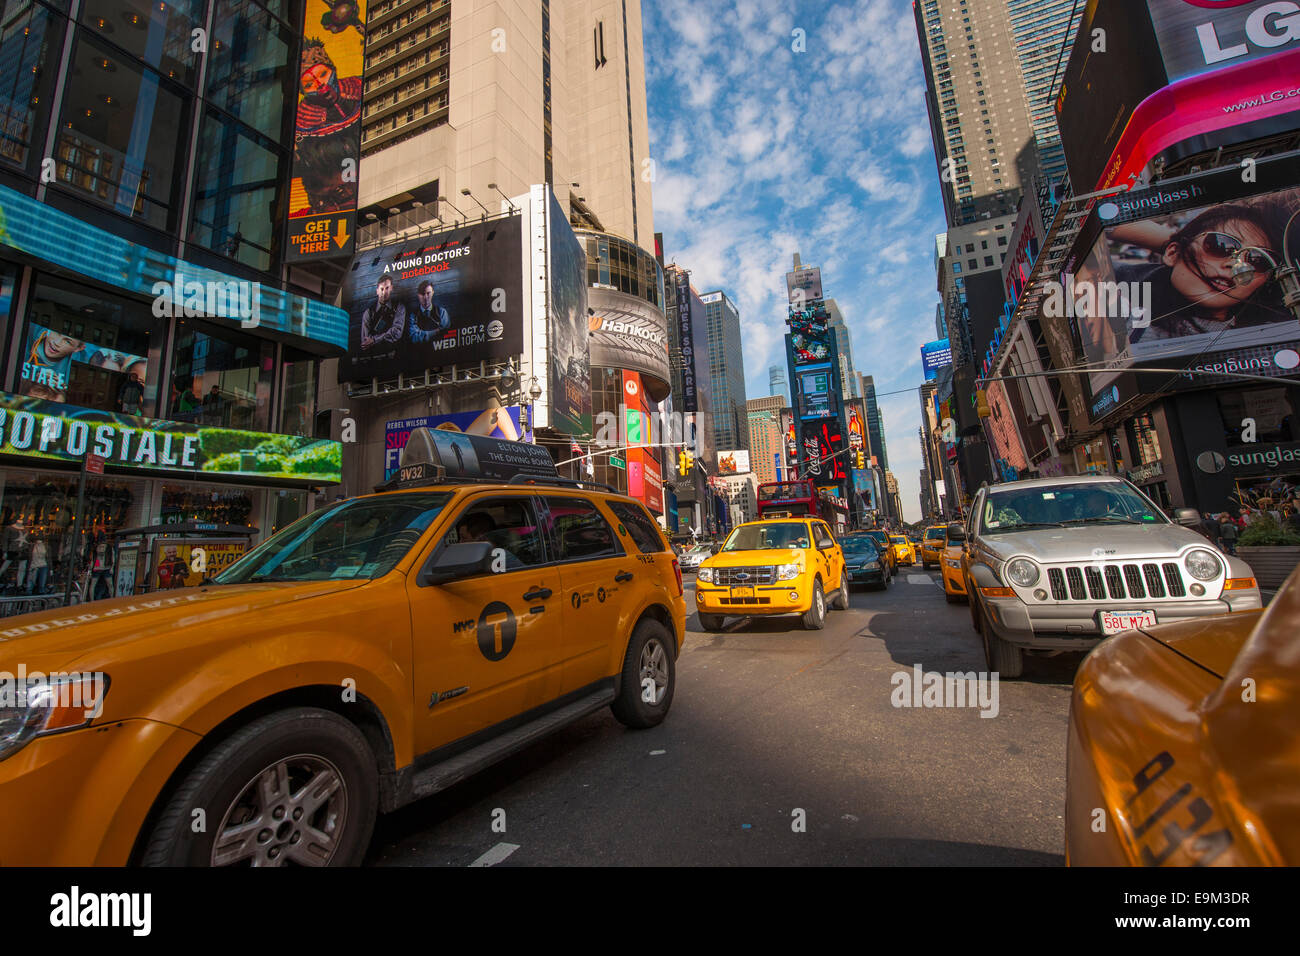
<box><xmin>606</xmin><ymin>500</ymin><xmax>665</xmax><ymax>553</ymax></box>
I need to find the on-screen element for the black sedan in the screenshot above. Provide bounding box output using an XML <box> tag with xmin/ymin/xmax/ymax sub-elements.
<box><xmin>839</xmin><ymin>533</ymin><xmax>890</xmax><ymax>590</ymax></box>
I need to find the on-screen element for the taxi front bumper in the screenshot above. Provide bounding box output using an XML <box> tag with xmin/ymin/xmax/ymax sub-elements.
<box><xmin>695</xmin><ymin>579</ymin><xmax>813</xmax><ymax>615</ymax></box>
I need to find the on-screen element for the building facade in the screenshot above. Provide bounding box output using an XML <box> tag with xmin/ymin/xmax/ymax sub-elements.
<box><xmin>746</xmin><ymin>395</ymin><xmax>785</xmax><ymax>486</ymax></box>
<box><xmin>0</xmin><ymin>0</ymin><xmax>346</xmax><ymax>606</ymax></box>
<box><xmin>701</xmin><ymin>290</ymin><xmax>747</xmax><ymax>455</ymax></box>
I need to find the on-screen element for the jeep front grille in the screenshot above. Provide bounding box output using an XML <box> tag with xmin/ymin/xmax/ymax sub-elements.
<box><xmin>1044</xmin><ymin>562</ymin><xmax>1187</xmax><ymax>602</ymax></box>
<box><xmin>714</xmin><ymin>566</ymin><xmax>776</xmax><ymax>586</ymax></box>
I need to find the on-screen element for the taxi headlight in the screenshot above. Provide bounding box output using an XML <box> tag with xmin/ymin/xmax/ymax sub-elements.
<box><xmin>0</xmin><ymin>674</ymin><xmax>108</xmax><ymax>762</ymax></box>
<box><xmin>697</xmin><ymin>567</ymin><xmax>714</xmax><ymax>584</ymax></box>
<box><xmin>1184</xmin><ymin>549</ymin><xmax>1222</xmax><ymax>582</ymax></box>
<box><xmin>775</xmin><ymin>562</ymin><xmax>801</xmax><ymax>581</ymax></box>
<box><xmin>1005</xmin><ymin>558</ymin><xmax>1039</xmax><ymax>588</ymax></box>
<box><xmin>944</xmin><ymin>558</ymin><xmax>961</xmax><ymax>569</ymax></box>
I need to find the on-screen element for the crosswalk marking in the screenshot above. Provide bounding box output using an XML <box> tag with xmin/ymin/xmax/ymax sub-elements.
<box><xmin>469</xmin><ymin>842</ymin><xmax>520</xmax><ymax>867</ymax></box>
<box><xmin>906</xmin><ymin>574</ymin><xmax>933</xmax><ymax>585</ymax></box>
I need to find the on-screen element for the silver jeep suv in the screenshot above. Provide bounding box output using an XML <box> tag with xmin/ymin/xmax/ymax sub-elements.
<box><xmin>964</xmin><ymin>476</ymin><xmax>1261</xmax><ymax>678</ymax></box>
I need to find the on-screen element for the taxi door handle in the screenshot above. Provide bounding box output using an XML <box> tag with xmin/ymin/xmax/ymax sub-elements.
<box><xmin>614</xmin><ymin>571</ymin><xmax>634</xmax><ymax>583</ymax></box>
<box><xmin>522</xmin><ymin>587</ymin><xmax>552</xmax><ymax>601</ymax></box>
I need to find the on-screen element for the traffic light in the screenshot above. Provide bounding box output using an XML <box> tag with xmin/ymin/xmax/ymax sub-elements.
<box><xmin>678</xmin><ymin>450</ymin><xmax>694</xmax><ymax>475</ymax></box>
<box><xmin>976</xmin><ymin>389</ymin><xmax>990</xmax><ymax>418</ymax></box>
<box><xmin>856</xmin><ymin>450</ymin><xmax>865</xmax><ymax>469</ymax></box>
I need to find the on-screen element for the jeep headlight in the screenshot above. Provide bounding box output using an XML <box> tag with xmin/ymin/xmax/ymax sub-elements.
<box><xmin>1184</xmin><ymin>549</ymin><xmax>1222</xmax><ymax>582</ymax></box>
<box><xmin>697</xmin><ymin>566</ymin><xmax>714</xmax><ymax>584</ymax></box>
<box><xmin>775</xmin><ymin>562</ymin><xmax>801</xmax><ymax>581</ymax></box>
<box><xmin>1004</xmin><ymin>558</ymin><xmax>1039</xmax><ymax>588</ymax></box>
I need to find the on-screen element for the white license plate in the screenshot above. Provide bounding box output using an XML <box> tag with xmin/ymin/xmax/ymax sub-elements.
<box><xmin>1099</xmin><ymin>610</ymin><xmax>1157</xmax><ymax>635</ymax></box>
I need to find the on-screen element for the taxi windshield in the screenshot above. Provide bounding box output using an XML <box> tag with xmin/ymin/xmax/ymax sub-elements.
<box><xmin>216</xmin><ymin>493</ymin><xmax>453</xmax><ymax>583</ymax></box>
<box><xmin>839</xmin><ymin>534</ymin><xmax>878</xmax><ymax>555</ymax></box>
<box><xmin>722</xmin><ymin>523</ymin><xmax>811</xmax><ymax>551</ymax></box>
<box><xmin>925</xmin><ymin>528</ymin><xmax>946</xmax><ymax>540</ymax></box>
<box><xmin>890</xmin><ymin>536</ymin><xmax>907</xmax><ymax>544</ymax></box>
<box><xmin>980</xmin><ymin>483</ymin><xmax>1166</xmax><ymax>534</ymax></box>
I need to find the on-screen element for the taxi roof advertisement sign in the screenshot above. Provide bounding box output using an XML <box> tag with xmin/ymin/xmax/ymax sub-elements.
<box><xmin>285</xmin><ymin>1</ymin><xmax>367</xmax><ymax>262</ymax></box>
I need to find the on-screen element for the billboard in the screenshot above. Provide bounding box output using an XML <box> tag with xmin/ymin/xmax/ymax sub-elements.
<box><xmin>546</xmin><ymin>189</ymin><xmax>592</xmax><ymax>435</ymax></box>
<box><xmin>285</xmin><ymin>2</ymin><xmax>366</xmax><ymax>262</ymax></box>
<box><xmin>19</xmin><ymin>324</ymin><xmax>149</xmax><ymax>406</ymax></box>
<box><xmin>786</xmin><ymin>267</ymin><xmax>823</xmax><ymax>306</ymax></box>
<box><xmin>587</xmin><ymin>297</ymin><xmax>670</xmax><ymax>387</ymax></box>
<box><xmin>791</xmin><ymin>325</ymin><xmax>832</xmax><ymax>366</ymax></box>
<box><xmin>384</xmin><ymin>408</ymin><xmax>523</xmax><ymax>479</ymax></box>
<box><xmin>674</xmin><ymin>277</ymin><xmax>700</xmax><ymax>412</ymax></box>
<box><xmin>340</xmin><ymin>217</ymin><xmax>524</xmax><ymax>383</ymax></box>
<box><xmin>153</xmin><ymin>539</ymin><xmax>249</xmax><ymax>590</ymax></box>
<box><xmin>717</xmin><ymin>450</ymin><xmax>751</xmax><ymax>474</ymax></box>
<box><xmin>920</xmin><ymin>339</ymin><xmax>953</xmax><ymax>380</ymax></box>
<box><xmin>1071</xmin><ymin>176</ymin><xmax>1300</xmax><ymax>404</ymax></box>
<box><xmin>1146</xmin><ymin>0</ymin><xmax>1300</xmax><ymax>83</ymax></box>
<box><xmin>780</xmin><ymin>408</ymin><xmax>798</xmax><ymax>472</ymax></box>
<box><xmin>797</xmin><ymin>365</ymin><xmax>836</xmax><ymax>420</ymax></box>
<box><xmin>846</xmin><ymin>399</ymin><xmax>867</xmax><ymax>452</ymax></box>
<box><xmin>0</xmin><ymin>392</ymin><xmax>341</xmax><ymax>484</ymax></box>
<box><xmin>800</xmin><ymin>419</ymin><xmax>848</xmax><ymax>482</ymax></box>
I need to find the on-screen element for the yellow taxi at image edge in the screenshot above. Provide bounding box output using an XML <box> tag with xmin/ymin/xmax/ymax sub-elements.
<box><xmin>0</xmin><ymin>482</ymin><xmax>685</xmax><ymax>866</ymax></box>
<box><xmin>694</xmin><ymin>517</ymin><xmax>847</xmax><ymax>632</ymax></box>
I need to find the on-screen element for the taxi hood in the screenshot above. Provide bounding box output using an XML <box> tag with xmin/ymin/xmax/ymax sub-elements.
<box><xmin>0</xmin><ymin>580</ymin><xmax>369</xmax><ymax>667</ymax></box>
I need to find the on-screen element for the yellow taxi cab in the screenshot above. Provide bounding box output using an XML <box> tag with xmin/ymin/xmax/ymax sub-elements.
<box><xmin>918</xmin><ymin>525</ymin><xmax>950</xmax><ymax>568</ymax></box>
<box><xmin>889</xmin><ymin>534</ymin><xmax>916</xmax><ymax>567</ymax></box>
<box><xmin>694</xmin><ymin>517</ymin><xmax>847</xmax><ymax>631</ymax></box>
<box><xmin>0</xmin><ymin>430</ymin><xmax>685</xmax><ymax>866</ymax></box>
<box><xmin>860</xmin><ymin>529</ymin><xmax>897</xmax><ymax>577</ymax></box>
<box><xmin>939</xmin><ymin>526</ymin><xmax>968</xmax><ymax>603</ymax></box>
<box><xmin>1065</xmin><ymin>564</ymin><xmax>1299</xmax><ymax>865</ymax></box>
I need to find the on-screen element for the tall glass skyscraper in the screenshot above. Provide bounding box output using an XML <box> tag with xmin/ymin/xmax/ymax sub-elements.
<box><xmin>1006</xmin><ymin>0</ymin><xmax>1084</xmax><ymax>190</ymax></box>
<box><xmin>702</xmin><ymin>290</ymin><xmax>748</xmax><ymax>452</ymax></box>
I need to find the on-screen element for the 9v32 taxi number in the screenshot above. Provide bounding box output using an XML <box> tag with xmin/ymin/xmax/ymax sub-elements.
<box><xmin>1100</xmin><ymin>610</ymin><xmax>1157</xmax><ymax>635</ymax></box>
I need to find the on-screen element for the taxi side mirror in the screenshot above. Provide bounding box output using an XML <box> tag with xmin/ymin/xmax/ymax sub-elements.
<box><xmin>420</xmin><ymin>541</ymin><xmax>494</xmax><ymax>586</ymax></box>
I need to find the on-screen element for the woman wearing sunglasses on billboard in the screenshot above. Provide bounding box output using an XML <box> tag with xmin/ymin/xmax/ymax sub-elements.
<box><xmin>1106</xmin><ymin>193</ymin><xmax>1297</xmax><ymax>342</ymax></box>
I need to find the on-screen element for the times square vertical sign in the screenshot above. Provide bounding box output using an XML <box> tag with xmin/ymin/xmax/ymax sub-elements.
<box><xmin>285</xmin><ymin>1</ymin><xmax>367</xmax><ymax>262</ymax></box>
<box><xmin>676</xmin><ymin>279</ymin><xmax>698</xmax><ymax>412</ymax></box>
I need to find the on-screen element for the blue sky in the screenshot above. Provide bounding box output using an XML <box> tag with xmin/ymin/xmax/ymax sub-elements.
<box><xmin>643</xmin><ymin>0</ymin><xmax>948</xmax><ymax>523</ymax></box>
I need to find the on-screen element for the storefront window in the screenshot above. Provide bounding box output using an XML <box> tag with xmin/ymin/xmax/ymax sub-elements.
<box><xmin>55</xmin><ymin>36</ymin><xmax>190</xmax><ymax>230</ymax></box>
<box><xmin>80</xmin><ymin>0</ymin><xmax>205</xmax><ymax>89</ymax></box>
<box><xmin>1127</xmin><ymin>412</ymin><xmax>1162</xmax><ymax>467</ymax></box>
<box><xmin>20</xmin><ymin>275</ymin><xmax>165</xmax><ymax>415</ymax></box>
<box><xmin>189</xmin><ymin>108</ymin><xmax>285</xmax><ymax>272</ymax></box>
<box><xmin>269</xmin><ymin>487</ymin><xmax>306</xmax><ymax>535</ymax></box>
<box><xmin>206</xmin><ymin>0</ymin><xmax>295</xmax><ymax>140</ymax></box>
<box><xmin>0</xmin><ymin>470</ymin><xmax>151</xmax><ymax>607</ymax></box>
<box><xmin>0</xmin><ymin>0</ymin><xmax>61</xmax><ymax>172</ymax></box>
<box><xmin>1217</xmin><ymin>387</ymin><xmax>1298</xmax><ymax>445</ymax></box>
<box><xmin>169</xmin><ymin>318</ymin><xmax>273</xmax><ymax>430</ymax></box>
<box><xmin>279</xmin><ymin>348</ymin><xmax>318</xmax><ymax>437</ymax></box>
<box><xmin>159</xmin><ymin>482</ymin><xmax>260</xmax><ymax>527</ymax></box>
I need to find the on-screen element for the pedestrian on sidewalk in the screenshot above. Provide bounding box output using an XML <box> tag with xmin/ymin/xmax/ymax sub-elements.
<box><xmin>1218</xmin><ymin>514</ymin><xmax>1238</xmax><ymax>555</ymax></box>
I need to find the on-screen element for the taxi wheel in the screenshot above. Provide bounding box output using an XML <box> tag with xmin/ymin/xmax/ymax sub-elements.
<box><xmin>140</xmin><ymin>707</ymin><xmax>378</xmax><ymax>867</ymax></box>
<box><xmin>697</xmin><ymin>612</ymin><xmax>726</xmax><ymax>632</ymax></box>
<box><xmin>611</xmin><ymin>618</ymin><xmax>676</xmax><ymax>729</ymax></box>
<box><xmin>801</xmin><ymin>579</ymin><xmax>827</xmax><ymax>630</ymax></box>
<box><xmin>831</xmin><ymin>573</ymin><xmax>850</xmax><ymax>610</ymax></box>
<box><xmin>945</xmin><ymin>590</ymin><xmax>964</xmax><ymax>604</ymax></box>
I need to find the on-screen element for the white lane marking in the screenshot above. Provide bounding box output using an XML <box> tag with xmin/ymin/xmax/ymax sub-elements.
<box><xmin>469</xmin><ymin>842</ymin><xmax>520</xmax><ymax>867</ymax></box>
<box><xmin>650</xmin><ymin>749</ymin><xmax>666</xmax><ymax>755</ymax></box>
<box><xmin>906</xmin><ymin>574</ymin><xmax>932</xmax><ymax>584</ymax></box>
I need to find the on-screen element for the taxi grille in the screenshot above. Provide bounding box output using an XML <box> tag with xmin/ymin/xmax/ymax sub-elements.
<box><xmin>1046</xmin><ymin>563</ymin><xmax>1186</xmax><ymax>601</ymax></box>
<box><xmin>714</xmin><ymin>566</ymin><xmax>776</xmax><ymax>586</ymax></box>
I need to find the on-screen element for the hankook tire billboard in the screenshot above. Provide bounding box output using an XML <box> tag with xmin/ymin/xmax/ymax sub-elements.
<box><xmin>586</xmin><ymin>288</ymin><xmax>670</xmax><ymax>392</ymax></box>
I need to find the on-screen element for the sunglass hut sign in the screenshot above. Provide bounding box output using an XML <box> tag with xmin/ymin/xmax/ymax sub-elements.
<box><xmin>1152</xmin><ymin>1</ymin><xmax>1300</xmax><ymax>78</ymax></box>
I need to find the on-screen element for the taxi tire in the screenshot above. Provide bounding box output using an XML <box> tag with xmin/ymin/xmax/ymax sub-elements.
<box><xmin>831</xmin><ymin>574</ymin><xmax>850</xmax><ymax>610</ymax></box>
<box><xmin>801</xmin><ymin>579</ymin><xmax>827</xmax><ymax>630</ymax></box>
<box><xmin>697</xmin><ymin>612</ymin><xmax>726</xmax><ymax>632</ymax></box>
<box><xmin>140</xmin><ymin>707</ymin><xmax>378</xmax><ymax>867</ymax></box>
<box><xmin>611</xmin><ymin>618</ymin><xmax>676</xmax><ymax>729</ymax></box>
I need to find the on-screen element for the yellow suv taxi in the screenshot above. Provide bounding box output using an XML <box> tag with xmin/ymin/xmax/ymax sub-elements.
<box><xmin>694</xmin><ymin>517</ymin><xmax>847</xmax><ymax>631</ymax></box>
<box><xmin>918</xmin><ymin>526</ymin><xmax>949</xmax><ymax>568</ymax></box>
<box><xmin>889</xmin><ymin>534</ymin><xmax>916</xmax><ymax>567</ymax></box>
<box><xmin>0</xmin><ymin>430</ymin><xmax>685</xmax><ymax>866</ymax></box>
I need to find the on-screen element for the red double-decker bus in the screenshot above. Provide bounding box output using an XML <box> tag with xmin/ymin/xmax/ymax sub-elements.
<box><xmin>757</xmin><ymin>480</ymin><xmax>850</xmax><ymax>533</ymax></box>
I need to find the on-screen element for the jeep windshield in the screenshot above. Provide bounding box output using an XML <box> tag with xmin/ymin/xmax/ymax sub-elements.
<box><xmin>722</xmin><ymin>523</ymin><xmax>811</xmax><ymax>551</ymax></box>
<box><xmin>979</xmin><ymin>483</ymin><xmax>1166</xmax><ymax>535</ymax></box>
<box><xmin>216</xmin><ymin>492</ymin><xmax>453</xmax><ymax>583</ymax></box>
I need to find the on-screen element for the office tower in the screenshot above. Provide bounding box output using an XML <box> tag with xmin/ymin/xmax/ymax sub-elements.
<box><xmin>360</xmin><ymin>0</ymin><xmax>654</xmax><ymax>247</ymax></box>
<box><xmin>769</xmin><ymin>365</ymin><xmax>788</xmax><ymax>404</ymax></box>
<box><xmin>701</xmin><ymin>290</ymin><xmax>748</xmax><ymax>453</ymax></box>
<box><xmin>1006</xmin><ymin>0</ymin><xmax>1084</xmax><ymax>189</ymax></box>
<box><xmin>913</xmin><ymin>0</ymin><xmax>1078</xmax><ymax>228</ymax></box>
<box><xmin>746</xmin><ymin>395</ymin><xmax>786</xmax><ymax>485</ymax></box>
<box><xmin>861</xmin><ymin>375</ymin><xmax>890</xmax><ymax>473</ymax></box>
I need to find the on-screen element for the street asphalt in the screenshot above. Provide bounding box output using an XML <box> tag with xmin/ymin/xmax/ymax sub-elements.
<box><xmin>366</xmin><ymin>566</ymin><xmax>1083</xmax><ymax>866</ymax></box>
